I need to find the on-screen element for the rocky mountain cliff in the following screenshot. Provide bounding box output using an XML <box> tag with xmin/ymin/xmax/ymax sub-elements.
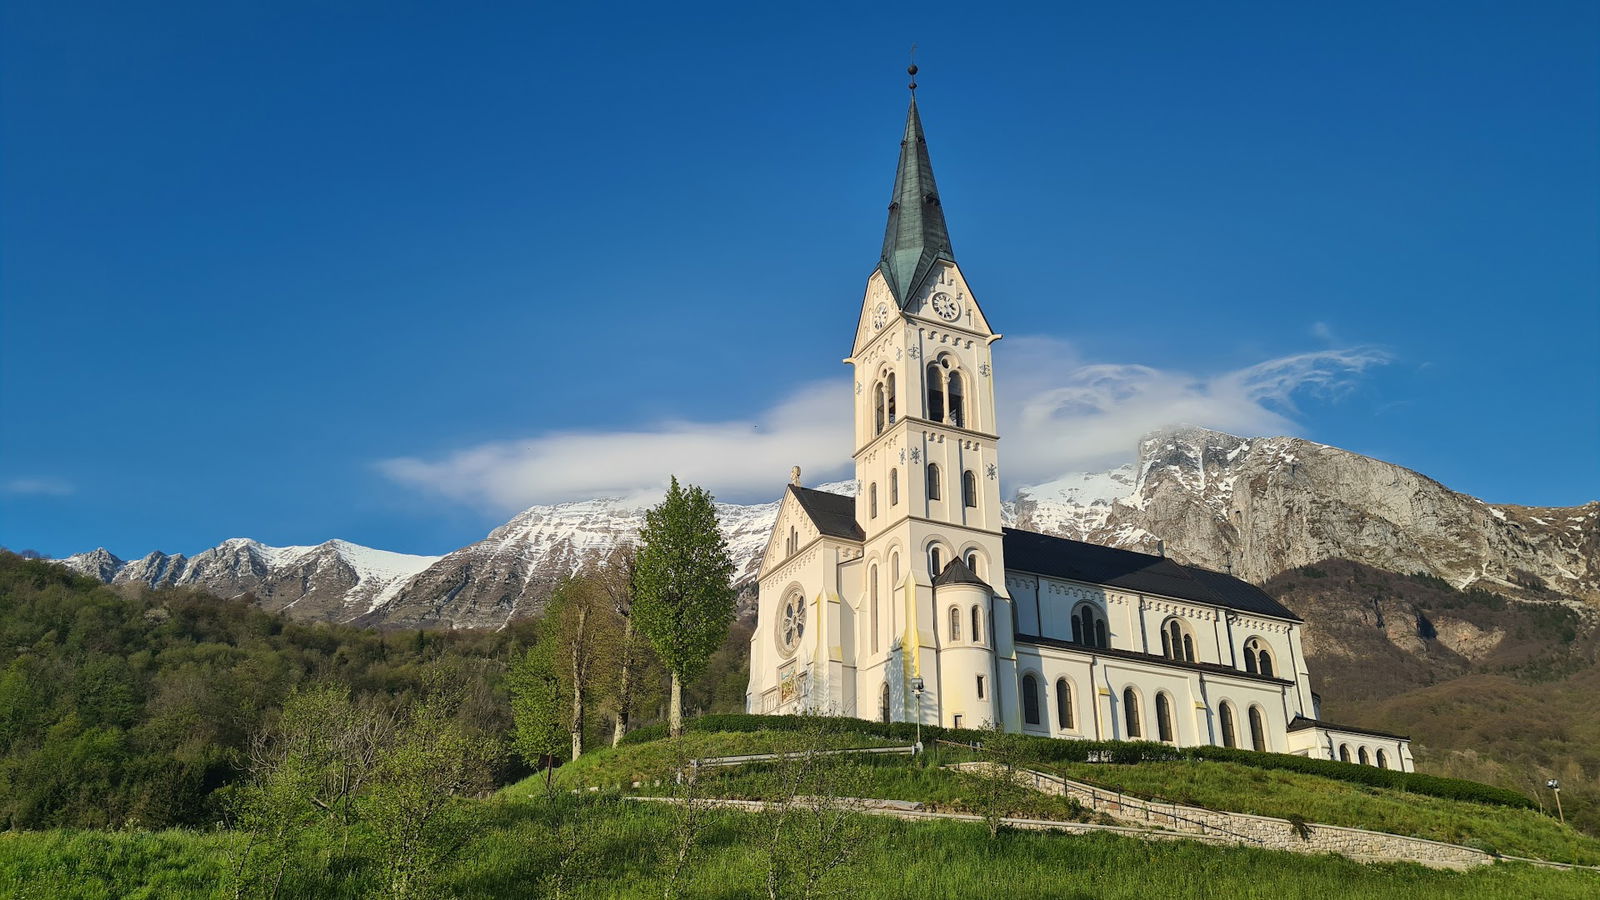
<box><xmin>57</xmin><ymin>427</ymin><xmax>1599</xmax><ymax>628</ymax></box>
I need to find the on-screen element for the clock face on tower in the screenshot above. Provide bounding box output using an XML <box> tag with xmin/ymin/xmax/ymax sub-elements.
<box><xmin>871</xmin><ymin>302</ymin><xmax>890</xmax><ymax>330</ymax></box>
<box><xmin>930</xmin><ymin>291</ymin><xmax>962</xmax><ymax>321</ymax></box>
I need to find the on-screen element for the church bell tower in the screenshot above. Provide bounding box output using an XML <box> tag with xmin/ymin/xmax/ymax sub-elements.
<box><xmin>844</xmin><ymin>69</ymin><xmax>1019</xmax><ymax>731</ymax></box>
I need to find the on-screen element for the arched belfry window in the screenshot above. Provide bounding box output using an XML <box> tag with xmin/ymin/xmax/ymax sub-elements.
<box><xmin>1055</xmin><ymin>678</ymin><xmax>1074</xmax><ymax>729</ymax></box>
<box><xmin>962</xmin><ymin>470</ymin><xmax>978</xmax><ymax>508</ymax></box>
<box><xmin>1219</xmin><ymin>702</ymin><xmax>1238</xmax><ymax>748</ymax></box>
<box><xmin>873</xmin><ymin>382</ymin><xmax>886</xmax><ymax>436</ymax></box>
<box><xmin>947</xmin><ymin>369</ymin><xmax>965</xmax><ymax>427</ymax></box>
<box><xmin>886</xmin><ymin>372</ymin><xmax>897</xmax><ymax>425</ymax></box>
<box><xmin>1071</xmin><ymin>603</ymin><xmax>1108</xmax><ymax>649</ymax></box>
<box><xmin>1243</xmin><ymin>638</ymin><xmax>1274</xmax><ymax>677</ymax></box>
<box><xmin>1248</xmin><ymin>706</ymin><xmax>1267</xmax><ymax>752</ymax></box>
<box><xmin>925</xmin><ymin>362</ymin><xmax>945</xmax><ymax>422</ymax></box>
<box><xmin>1022</xmin><ymin>674</ymin><xmax>1041</xmax><ymax>726</ymax></box>
<box><xmin>889</xmin><ymin>469</ymin><xmax>899</xmax><ymax>505</ymax></box>
<box><xmin>929</xmin><ymin>546</ymin><xmax>942</xmax><ymax>577</ymax></box>
<box><xmin>1161</xmin><ymin>618</ymin><xmax>1196</xmax><ymax>663</ymax></box>
<box><xmin>926</xmin><ymin>463</ymin><xmax>941</xmax><ymax>500</ymax></box>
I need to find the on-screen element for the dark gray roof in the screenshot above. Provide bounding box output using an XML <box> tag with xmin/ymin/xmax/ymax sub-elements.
<box><xmin>1002</xmin><ymin>528</ymin><xmax>1301</xmax><ymax>621</ymax></box>
<box><xmin>788</xmin><ymin>486</ymin><xmax>864</xmax><ymax>541</ymax></box>
<box><xmin>1287</xmin><ymin>715</ymin><xmax>1409</xmax><ymax>742</ymax></box>
<box><xmin>1016</xmin><ymin>633</ymin><xmax>1293</xmax><ymax>685</ymax></box>
<box><xmin>933</xmin><ymin>555</ymin><xmax>988</xmax><ymax>588</ymax></box>
<box><xmin>878</xmin><ymin>98</ymin><xmax>955</xmax><ymax>306</ymax></box>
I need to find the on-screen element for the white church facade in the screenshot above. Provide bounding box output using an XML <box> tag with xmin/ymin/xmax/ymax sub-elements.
<box><xmin>746</xmin><ymin>85</ymin><xmax>1415</xmax><ymax>772</ymax></box>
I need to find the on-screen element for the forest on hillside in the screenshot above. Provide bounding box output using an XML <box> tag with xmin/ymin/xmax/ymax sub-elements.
<box><xmin>0</xmin><ymin>552</ymin><xmax>749</xmax><ymax>830</ymax></box>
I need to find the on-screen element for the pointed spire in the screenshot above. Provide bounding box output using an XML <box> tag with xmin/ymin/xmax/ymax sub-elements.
<box><xmin>878</xmin><ymin>87</ymin><xmax>955</xmax><ymax>306</ymax></box>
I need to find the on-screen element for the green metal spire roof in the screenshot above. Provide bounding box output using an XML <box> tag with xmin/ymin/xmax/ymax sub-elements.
<box><xmin>878</xmin><ymin>97</ymin><xmax>955</xmax><ymax>306</ymax></box>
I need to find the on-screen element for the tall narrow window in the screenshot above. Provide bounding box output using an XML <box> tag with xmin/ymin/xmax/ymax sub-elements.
<box><xmin>925</xmin><ymin>362</ymin><xmax>944</xmax><ymax>421</ymax></box>
<box><xmin>870</xmin><ymin>565</ymin><xmax>880</xmax><ymax>653</ymax></box>
<box><xmin>970</xmin><ymin>605</ymin><xmax>982</xmax><ymax>644</ymax></box>
<box><xmin>947</xmin><ymin>369</ymin><xmax>965</xmax><ymax>427</ymax></box>
<box><xmin>962</xmin><ymin>470</ymin><xmax>977</xmax><ymax>508</ymax></box>
<box><xmin>929</xmin><ymin>547</ymin><xmax>942</xmax><ymax>577</ymax></box>
<box><xmin>965</xmin><ymin>551</ymin><xmax>979</xmax><ymax>576</ymax></box>
<box><xmin>873</xmin><ymin>382</ymin><xmax>886</xmax><ymax>435</ymax></box>
<box><xmin>1220</xmin><ymin>702</ymin><xmax>1238</xmax><ymax>748</ymax></box>
<box><xmin>975</xmin><ymin>674</ymin><xmax>985</xmax><ymax>700</ymax></box>
<box><xmin>1183</xmin><ymin>634</ymin><xmax>1195</xmax><ymax>662</ymax></box>
<box><xmin>1339</xmin><ymin>744</ymin><xmax>1351</xmax><ymax>763</ymax></box>
<box><xmin>1055</xmin><ymin>678</ymin><xmax>1074</xmax><ymax>729</ymax></box>
<box><xmin>1376</xmin><ymin>749</ymin><xmax>1388</xmax><ymax>770</ymax></box>
<box><xmin>926</xmin><ymin>463</ymin><xmax>941</xmax><ymax>500</ymax></box>
<box><xmin>1022</xmin><ymin>674</ymin><xmax>1040</xmax><ymax>725</ymax></box>
<box><xmin>1248</xmin><ymin>706</ymin><xmax>1267</xmax><ymax>752</ymax></box>
<box><xmin>1358</xmin><ymin>746</ymin><xmax>1370</xmax><ymax>766</ymax></box>
<box><xmin>1244</xmin><ymin>641</ymin><xmax>1259</xmax><ymax>674</ymax></box>
<box><xmin>891</xmin><ymin>551</ymin><xmax>900</xmax><ymax>586</ymax></box>
<box><xmin>886</xmin><ymin>372</ymin><xmax>897</xmax><ymax>424</ymax></box>
<box><xmin>948</xmin><ymin>606</ymin><xmax>961</xmax><ymax>642</ymax></box>
<box><xmin>1156</xmin><ymin>693</ymin><xmax>1175</xmax><ymax>743</ymax></box>
<box><xmin>889</xmin><ymin>469</ymin><xmax>899</xmax><ymax>505</ymax></box>
<box><xmin>869</xmin><ymin>483</ymin><xmax>878</xmax><ymax>518</ymax></box>
<box><xmin>1162</xmin><ymin>619</ymin><xmax>1195</xmax><ymax>662</ymax></box>
<box><xmin>1072</xmin><ymin>603</ymin><xmax>1109</xmax><ymax>650</ymax></box>
<box><xmin>879</xmin><ymin>682</ymin><xmax>891</xmax><ymax>723</ymax></box>
<box><xmin>1123</xmin><ymin>688</ymin><xmax>1142</xmax><ymax>739</ymax></box>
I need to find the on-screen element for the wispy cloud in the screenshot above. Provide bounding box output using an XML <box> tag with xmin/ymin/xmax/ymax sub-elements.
<box><xmin>2</xmin><ymin>477</ymin><xmax>75</xmax><ymax>497</ymax></box>
<box><xmin>379</xmin><ymin>339</ymin><xmax>1390</xmax><ymax>512</ymax></box>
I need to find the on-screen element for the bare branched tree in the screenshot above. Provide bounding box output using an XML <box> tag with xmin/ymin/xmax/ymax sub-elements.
<box><xmin>758</xmin><ymin>713</ymin><xmax>870</xmax><ymax>900</ymax></box>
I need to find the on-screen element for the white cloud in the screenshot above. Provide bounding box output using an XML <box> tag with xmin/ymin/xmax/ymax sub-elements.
<box><xmin>379</xmin><ymin>339</ymin><xmax>1389</xmax><ymax>512</ymax></box>
<box><xmin>1</xmin><ymin>477</ymin><xmax>75</xmax><ymax>497</ymax></box>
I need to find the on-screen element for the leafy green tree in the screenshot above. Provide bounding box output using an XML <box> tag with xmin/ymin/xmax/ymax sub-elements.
<box><xmin>633</xmin><ymin>477</ymin><xmax>736</xmax><ymax>737</ymax></box>
<box><xmin>508</xmin><ymin>643</ymin><xmax>566</xmax><ymax>792</ymax></box>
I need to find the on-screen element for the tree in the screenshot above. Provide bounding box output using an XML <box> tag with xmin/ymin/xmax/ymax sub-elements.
<box><xmin>633</xmin><ymin>477</ymin><xmax>736</xmax><ymax>738</ymax></box>
<box><xmin>542</xmin><ymin>574</ymin><xmax>621</xmax><ymax>760</ymax></box>
<box><xmin>592</xmin><ymin>543</ymin><xmax>646</xmax><ymax>748</ymax></box>
<box><xmin>508</xmin><ymin>643</ymin><xmax>566</xmax><ymax>792</ymax></box>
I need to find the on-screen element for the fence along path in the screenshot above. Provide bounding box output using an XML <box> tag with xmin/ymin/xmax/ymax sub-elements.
<box><xmin>672</xmin><ymin>742</ymin><xmax>1597</xmax><ymax>873</ymax></box>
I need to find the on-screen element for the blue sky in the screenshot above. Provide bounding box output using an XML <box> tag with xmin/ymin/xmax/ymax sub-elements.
<box><xmin>2</xmin><ymin>1</ymin><xmax>1596</xmax><ymax>559</ymax></box>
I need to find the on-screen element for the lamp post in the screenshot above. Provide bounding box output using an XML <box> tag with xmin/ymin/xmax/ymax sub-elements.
<box><xmin>1547</xmin><ymin>779</ymin><xmax>1565</xmax><ymax>825</ymax></box>
<box><xmin>911</xmin><ymin>676</ymin><xmax>926</xmax><ymax>755</ymax></box>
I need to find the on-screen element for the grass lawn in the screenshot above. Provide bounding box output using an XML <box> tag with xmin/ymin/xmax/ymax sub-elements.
<box><xmin>1052</xmin><ymin>759</ymin><xmax>1600</xmax><ymax>865</ymax></box>
<box><xmin>4</xmin><ymin>796</ymin><xmax>1599</xmax><ymax>899</ymax></box>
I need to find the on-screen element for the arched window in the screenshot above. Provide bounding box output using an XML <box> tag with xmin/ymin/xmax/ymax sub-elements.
<box><xmin>889</xmin><ymin>469</ymin><xmax>899</xmax><ymax>505</ymax></box>
<box><xmin>869</xmin><ymin>483</ymin><xmax>878</xmax><ymax>518</ymax></box>
<box><xmin>1071</xmin><ymin>603</ymin><xmax>1108</xmax><ymax>649</ymax></box>
<box><xmin>948</xmin><ymin>606</ymin><xmax>961</xmax><ymax>642</ymax></box>
<box><xmin>926</xmin><ymin>463</ymin><xmax>941</xmax><ymax>500</ymax></box>
<box><xmin>962</xmin><ymin>470</ymin><xmax>977</xmax><ymax>508</ymax></box>
<box><xmin>925</xmin><ymin>362</ymin><xmax>945</xmax><ymax>422</ymax></box>
<box><xmin>1219</xmin><ymin>702</ymin><xmax>1238</xmax><ymax>748</ymax></box>
<box><xmin>1055</xmin><ymin>678</ymin><xmax>1074</xmax><ymax>729</ymax></box>
<box><xmin>1161</xmin><ymin>618</ymin><xmax>1196</xmax><ymax>663</ymax></box>
<box><xmin>1339</xmin><ymin>744</ymin><xmax>1351</xmax><ymax>763</ymax></box>
<box><xmin>929</xmin><ymin>546</ymin><xmax>942</xmax><ymax>577</ymax></box>
<box><xmin>1122</xmin><ymin>688</ymin><xmax>1142</xmax><ymax>739</ymax></box>
<box><xmin>786</xmin><ymin>526</ymin><xmax>797</xmax><ymax>556</ymax></box>
<box><xmin>891</xmin><ymin>551</ymin><xmax>900</xmax><ymax>586</ymax></box>
<box><xmin>965</xmin><ymin>551</ymin><xmax>979</xmax><ymax>575</ymax></box>
<box><xmin>1243</xmin><ymin>638</ymin><xmax>1273</xmax><ymax>677</ymax></box>
<box><xmin>970</xmin><ymin>605</ymin><xmax>982</xmax><ymax>644</ymax></box>
<box><xmin>885</xmin><ymin>372</ymin><xmax>897</xmax><ymax>425</ymax></box>
<box><xmin>1022</xmin><ymin>674</ymin><xmax>1041</xmax><ymax>726</ymax></box>
<box><xmin>879</xmin><ymin>682</ymin><xmax>891</xmax><ymax>723</ymax></box>
<box><xmin>1376</xmin><ymin>749</ymin><xmax>1388</xmax><ymax>769</ymax></box>
<box><xmin>869</xmin><ymin>565</ymin><xmax>880</xmax><ymax>654</ymax></box>
<box><xmin>1248</xmin><ymin>706</ymin><xmax>1267</xmax><ymax>752</ymax></box>
<box><xmin>873</xmin><ymin>382</ymin><xmax>886</xmax><ymax>435</ymax></box>
<box><xmin>1358</xmin><ymin>747</ymin><xmax>1370</xmax><ymax>766</ymax></box>
<box><xmin>1156</xmin><ymin>693</ymin><xmax>1175</xmax><ymax>743</ymax></box>
<box><xmin>947</xmin><ymin>369</ymin><xmax>965</xmax><ymax>427</ymax></box>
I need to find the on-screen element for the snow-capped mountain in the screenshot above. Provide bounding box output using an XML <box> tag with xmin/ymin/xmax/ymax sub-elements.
<box><xmin>56</xmin><ymin>539</ymin><xmax>441</xmax><ymax>622</ymax></box>
<box><xmin>55</xmin><ymin>429</ymin><xmax>1600</xmax><ymax>629</ymax></box>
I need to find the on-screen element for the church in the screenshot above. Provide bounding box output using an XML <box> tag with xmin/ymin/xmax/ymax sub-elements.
<box><xmin>746</xmin><ymin>78</ymin><xmax>1415</xmax><ymax>772</ymax></box>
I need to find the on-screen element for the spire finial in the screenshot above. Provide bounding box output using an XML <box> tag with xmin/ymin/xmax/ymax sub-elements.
<box><xmin>907</xmin><ymin>44</ymin><xmax>919</xmax><ymax>92</ymax></box>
